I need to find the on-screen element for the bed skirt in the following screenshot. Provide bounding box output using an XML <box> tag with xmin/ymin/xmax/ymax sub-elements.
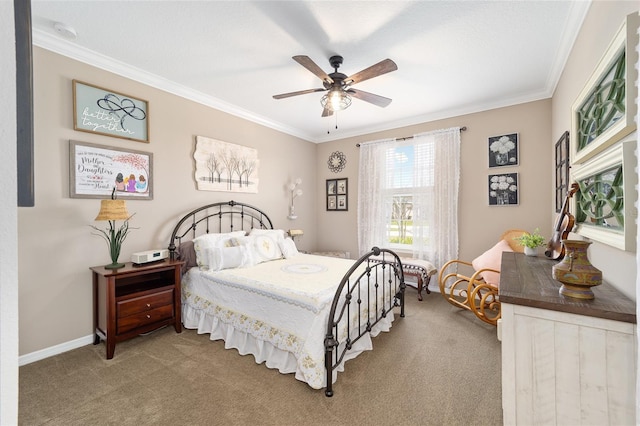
<box><xmin>182</xmin><ymin>303</ymin><xmax>395</xmax><ymax>389</ymax></box>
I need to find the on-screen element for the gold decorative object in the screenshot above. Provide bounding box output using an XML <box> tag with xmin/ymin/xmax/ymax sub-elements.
<box><xmin>552</xmin><ymin>239</ymin><xmax>602</xmax><ymax>299</ymax></box>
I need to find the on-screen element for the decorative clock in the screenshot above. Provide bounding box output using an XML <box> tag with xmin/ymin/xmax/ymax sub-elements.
<box><xmin>328</xmin><ymin>151</ymin><xmax>346</xmax><ymax>173</ymax></box>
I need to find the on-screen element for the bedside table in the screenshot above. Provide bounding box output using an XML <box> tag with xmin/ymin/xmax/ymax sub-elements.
<box><xmin>90</xmin><ymin>259</ymin><xmax>184</xmax><ymax>359</ymax></box>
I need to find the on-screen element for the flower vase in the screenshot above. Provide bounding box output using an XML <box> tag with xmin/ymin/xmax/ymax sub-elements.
<box><xmin>495</xmin><ymin>152</ymin><xmax>508</xmax><ymax>165</ymax></box>
<box><xmin>524</xmin><ymin>246</ymin><xmax>537</xmax><ymax>256</ymax></box>
<box><xmin>497</xmin><ymin>190</ymin><xmax>510</xmax><ymax>205</ymax></box>
<box><xmin>552</xmin><ymin>240</ymin><xmax>602</xmax><ymax>299</ymax></box>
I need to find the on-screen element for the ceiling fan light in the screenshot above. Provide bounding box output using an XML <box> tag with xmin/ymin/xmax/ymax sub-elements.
<box><xmin>320</xmin><ymin>89</ymin><xmax>352</xmax><ymax>112</ymax></box>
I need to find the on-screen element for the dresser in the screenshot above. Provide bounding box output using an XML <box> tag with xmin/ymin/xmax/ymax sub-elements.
<box><xmin>499</xmin><ymin>252</ymin><xmax>636</xmax><ymax>425</ymax></box>
<box><xmin>91</xmin><ymin>260</ymin><xmax>184</xmax><ymax>359</ymax></box>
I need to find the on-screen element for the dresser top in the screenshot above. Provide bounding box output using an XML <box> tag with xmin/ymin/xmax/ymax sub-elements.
<box><xmin>499</xmin><ymin>252</ymin><xmax>636</xmax><ymax>323</ymax></box>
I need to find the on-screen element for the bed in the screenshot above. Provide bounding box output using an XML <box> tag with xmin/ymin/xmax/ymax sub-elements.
<box><xmin>168</xmin><ymin>200</ymin><xmax>405</xmax><ymax>396</ymax></box>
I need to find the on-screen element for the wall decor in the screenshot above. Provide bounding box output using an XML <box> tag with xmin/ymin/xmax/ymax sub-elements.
<box><xmin>570</xmin><ymin>13</ymin><xmax>639</xmax><ymax>164</ymax></box>
<box><xmin>554</xmin><ymin>131</ymin><xmax>570</xmax><ymax>212</ymax></box>
<box><xmin>326</xmin><ymin>178</ymin><xmax>348</xmax><ymax>211</ymax></box>
<box><xmin>328</xmin><ymin>151</ymin><xmax>347</xmax><ymax>173</ymax></box>
<box><xmin>488</xmin><ymin>173</ymin><xmax>518</xmax><ymax>206</ymax></box>
<box><xmin>193</xmin><ymin>135</ymin><xmax>259</xmax><ymax>193</ymax></box>
<box><xmin>69</xmin><ymin>140</ymin><xmax>153</xmax><ymax>200</ymax></box>
<box><xmin>572</xmin><ymin>139</ymin><xmax>636</xmax><ymax>252</ymax></box>
<box><xmin>73</xmin><ymin>80</ymin><xmax>149</xmax><ymax>143</ymax></box>
<box><xmin>488</xmin><ymin>133</ymin><xmax>518</xmax><ymax>167</ymax></box>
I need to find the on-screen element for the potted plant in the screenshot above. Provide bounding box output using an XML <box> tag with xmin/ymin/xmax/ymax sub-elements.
<box><xmin>514</xmin><ymin>228</ymin><xmax>546</xmax><ymax>256</ymax></box>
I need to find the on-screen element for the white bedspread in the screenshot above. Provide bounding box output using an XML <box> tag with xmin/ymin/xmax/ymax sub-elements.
<box><xmin>181</xmin><ymin>253</ymin><xmax>397</xmax><ymax>389</ymax></box>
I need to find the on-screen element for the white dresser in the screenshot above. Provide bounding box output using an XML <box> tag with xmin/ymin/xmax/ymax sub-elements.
<box><xmin>499</xmin><ymin>252</ymin><xmax>636</xmax><ymax>425</ymax></box>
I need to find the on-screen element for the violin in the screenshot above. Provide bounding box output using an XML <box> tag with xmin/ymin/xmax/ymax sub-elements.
<box><xmin>545</xmin><ymin>183</ymin><xmax>579</xmax><ymax>260</ymax></box>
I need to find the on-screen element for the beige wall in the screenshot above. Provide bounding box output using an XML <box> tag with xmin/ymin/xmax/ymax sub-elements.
<box><xmin>552</xmin><ymin>2</ymin><xmax>638</xmax><ymax>300</ymax></box>
<box><xmin>19</xmin><ymin>48</ymin><xmax>317</xmax><ymax>355</ymax></box>
<box><xmin>316</xmin><ymin>100</ymin><xmax>553</xmax><ymax>264</ymax></box>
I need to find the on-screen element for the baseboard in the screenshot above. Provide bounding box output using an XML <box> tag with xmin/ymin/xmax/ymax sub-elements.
<box><xmin>19</xmin><ymin>334</ymin><xmax>94</xmax><ymax>366</ymax></box>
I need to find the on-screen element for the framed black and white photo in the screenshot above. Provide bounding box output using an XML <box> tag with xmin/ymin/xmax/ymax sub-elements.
<box><xmin>488</xmin><ymin>133</ymin><xmax>518</xmax><ymax>168</ymax></box>
<box><xmin>488</xmin><ymin>173</ymin><xmax>518</xmax><ymax>206</ymax></box>
<box><xmin>327</xmin><ymin>178</ymin><xmax>348</xmax><ymax>211</ymax></box>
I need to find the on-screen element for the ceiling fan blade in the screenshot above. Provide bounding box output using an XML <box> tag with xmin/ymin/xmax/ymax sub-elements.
<box><xmin>273</xmin><ymin>88</ymin><xmax>326</xmax><ymax>99</ymax></box>
<box><xmin>293</xmin><ymin>55</ymin><xmax>334</xmax><ymax>84</ymax></box>
<box><xmin>321</xmin><ymin>106</ymin><xmax>333</xmax><ymax>117</ymax></box>
<box><xmin>345</xmin><ymin>59</ymin><xmax>397</xmax><ymax>85</ymax></box>
<box><xmin>348</xmin><ymin>89</ymin><xmax>392</xmax><ymax>108</ymax></box>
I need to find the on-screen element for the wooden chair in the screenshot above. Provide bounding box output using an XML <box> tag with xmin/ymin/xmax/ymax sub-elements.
<box><xmin>437</xmin><ymin>229</ymin><xmax>528</xmax><ymax>326</ymax></box>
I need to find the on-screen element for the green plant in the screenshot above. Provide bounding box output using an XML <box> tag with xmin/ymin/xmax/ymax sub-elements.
<box><xmin>514</xmin><ymin>228</ymin><xmax>546</xmax><ymax>248</ymax></box>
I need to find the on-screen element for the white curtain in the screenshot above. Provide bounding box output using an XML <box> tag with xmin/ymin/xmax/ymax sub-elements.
<box><xmin>357</xmin><ymin>128</ymin><xmax>460</xmax><ymax>268</ymax></box>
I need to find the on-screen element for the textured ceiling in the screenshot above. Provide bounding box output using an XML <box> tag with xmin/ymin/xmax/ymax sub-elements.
<box><xmin>31</xmin><ymin>1</ymin><xmax>591</xmax><ymax>143</ymax></box>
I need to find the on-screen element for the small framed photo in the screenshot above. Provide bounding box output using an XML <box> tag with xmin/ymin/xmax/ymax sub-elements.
<box><xmin>488</xmin><ymin>173</ymin><xmax>518</xmax><ymax>206</ymax></box>
<box><xmin>488</xmin><ymin>133</ymin><xmax>518</xmax><ymax>168</ymax></box>
<box><xmin>327</xmin><ymin>178</ymin><xmax>348</xmax><ymax>211</ymax></box>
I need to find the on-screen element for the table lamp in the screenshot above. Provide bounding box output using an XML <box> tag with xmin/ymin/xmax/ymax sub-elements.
<box><xmin>91</xmin><ymin>196</ymin><xmax>133</xmax><ymax>269</ymax></box>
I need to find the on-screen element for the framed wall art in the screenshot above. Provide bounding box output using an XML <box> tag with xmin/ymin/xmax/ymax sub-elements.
<box><xmin>488</xmin><ymin>173</ymin><xmax>518</xmax><ymax>206</ymax></box>
<box><xmin>69</xmin><ymin>140</ymin><xmax>153</xmax><ymax>199</ymax></box>
<box><xmin>488</xmin><ymin>133</ymin><xmax>518</xmax><ymax>168</ymax></box>
<box><xmin>73</xmin><ymin>80</ymin><xmax>149</xmax><ymax>143</ymax></box>
<box><xmin>554</xmin><ymin>131</ymin><xmax>570</xmax><ymax>212</ymax></box>
<box><xmin>572</xmin><ymin>139</ymin><xmax>636</xmax><ymax>252</ymax></box>
<box><xmin>327</xmin><ymin>178</ymin><xmax>348</xmax><ymax>211</ymax></box>
<box><xmin>193</xmin><ymin>135</ymin><xmax>259</xmax><ymax>193</ymax></box>
<box><xmin>570</xmin><ymin>13</ymin><xmax>639</xmax><ymax>164</ymax></box>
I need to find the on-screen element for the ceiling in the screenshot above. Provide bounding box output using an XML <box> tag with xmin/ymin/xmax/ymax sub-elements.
<box><xmin>30</xmin><ymin>1</ymin><xmax>591</xmax><ymax>143</ymax></box>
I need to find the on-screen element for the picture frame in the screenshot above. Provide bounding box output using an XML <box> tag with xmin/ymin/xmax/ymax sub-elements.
<box><xmin>554</xmin><ymin>131</ymin><xmax>570</xmax><ymax>212</ymax></box>
<box><xmin>69</xmin><ymin>140</ymin><xmax>153</xmax><ymax>200</ymax></box>
<box><xmin>488</xmin><ymin>172</ymin><xmax>518</xmax><ymax>206</ymax></box>
<box><xmin>572</xmin><ymin>139</ymin><xmax>636</xmax><ymax>252</ymax></box>
<box><xmin>488</xmin><ymin>133</ymin><xmax>518</xmax><ymax>168</ymax></box>
<box><xmin>73</xmin><ymin>80</ymin><xmax>149</xmax><ymax>143</ymax></box>
<box><xmin>327</xmin><ymin>178</ymin><xmax>348</xmax><ymax>211</ymax></box>
<box><xmin>570</xmin><ymin>13</ymin><xmax>639</xmax><ymax>164</ymax></box>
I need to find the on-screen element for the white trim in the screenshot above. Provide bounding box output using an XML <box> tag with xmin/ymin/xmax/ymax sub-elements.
<box><xmin>19</xmin><ymin>334</ymin><xmax>94</xmax><ymax>366</ymax></box>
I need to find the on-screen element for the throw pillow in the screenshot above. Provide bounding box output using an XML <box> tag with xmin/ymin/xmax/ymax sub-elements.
<box><xmin>471</xmin><ymin>239</ymin><xmax>513</xmax><ymax>286</ymax></box>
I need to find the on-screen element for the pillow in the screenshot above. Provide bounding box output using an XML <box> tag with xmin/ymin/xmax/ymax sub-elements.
<box><xmin>205</xmin><ymin>244</ymin><xmax>256</xmax><ymax>271</ymax></box>
<box><xmin>250</xmin><ymin>233</ymin><xmax>284</xmax><ymax>264</ymax></box>
<box><xmin>471</xmin><ymin>239</ymin><xmax>513</xmax><ymax>287</ymax></box>
<box><xmin>249</xmin><ymin>229</ymin><xmax>287</xmax><ymax>257</ymax></box>
<box><xmin>176</xmin><ymin>241</ymin><xmax>197</xmax><ymax>269</ymax></box>
<box><xmin>193</xmin><ymin>231</ymin><xmax>246</xmax><ymax>270</ymax></box>
<box><xmin>281</xmin><ymin>237</ymin><xmax>299</xmax><ymax>259</ymax></box>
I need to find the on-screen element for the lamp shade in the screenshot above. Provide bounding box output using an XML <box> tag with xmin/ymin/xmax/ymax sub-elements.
<box><xmin>95</xmin><ymin>199</ymin><xmax>130</xmax><ymax>221</ymax></box>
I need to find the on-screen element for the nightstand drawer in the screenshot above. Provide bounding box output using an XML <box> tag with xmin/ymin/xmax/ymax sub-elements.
<box><xmin>117</xmin><ymin>304</ymin><xmax>174</xmax><ymax>334</ymax></box>
<box><xmin>117</xmin><ymin>288</ymin><xmax>174</xmax><ymax>318</ymax></box>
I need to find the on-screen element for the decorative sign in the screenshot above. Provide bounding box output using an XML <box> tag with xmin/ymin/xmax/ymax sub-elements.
<box><xmin>69</xmin><ymin>140</ymin><xmax>153</xmax><ymax>199</ymax></box>
<box><xmin>193</xmin><ymin>136</ymin><xmax>259</xmax><ymax>193</ymax></box>
<box><xmin>73</xmin><ymin>80</ymin><xmax>149</xmax><ymax>142</ymax></box>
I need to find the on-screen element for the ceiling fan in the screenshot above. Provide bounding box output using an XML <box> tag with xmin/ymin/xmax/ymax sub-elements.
<box><xmin>273</xmin><ymin>55</ymin><xmax>397</xmax><ymax>117</ymax></box>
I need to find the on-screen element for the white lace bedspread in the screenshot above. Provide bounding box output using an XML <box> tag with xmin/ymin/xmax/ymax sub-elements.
<box><xmin>181</xmin><ymin>253</ymin><xmax>396</xmax><ymax>389</ymax></box>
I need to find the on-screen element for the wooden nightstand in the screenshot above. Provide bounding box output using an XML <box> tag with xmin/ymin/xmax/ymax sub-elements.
<box><xmin>90</xmin><ymin>259</ymin><xmax>184</xmax><ymax>359</ymax></box>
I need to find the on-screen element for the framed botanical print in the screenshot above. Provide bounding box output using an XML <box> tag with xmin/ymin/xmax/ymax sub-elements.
<box><xmin>327</xmin><ymin>178</ymin><xmax>348</xmax><ymax>211</ymax></box>
<box><xmin>488</xmin><ymin>133</ymin><xmax>518</xmax><ymax>168</ymax></box>
<box><xmin>488</xmin><ymin>173</ymin><xmax>518</xmax><ymax>206</ymax></box>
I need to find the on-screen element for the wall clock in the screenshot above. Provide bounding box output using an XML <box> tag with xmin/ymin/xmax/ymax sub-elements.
<box><xmin>328</xmin><ymin>151</ymin><xmax>346</xmax><ymax>173</ymax></box>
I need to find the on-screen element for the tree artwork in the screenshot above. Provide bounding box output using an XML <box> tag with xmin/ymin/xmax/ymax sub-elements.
<box><xmin>193</xmin><ymin>136</ymin><xmax>259</xmax><ymax>193</ymax></box>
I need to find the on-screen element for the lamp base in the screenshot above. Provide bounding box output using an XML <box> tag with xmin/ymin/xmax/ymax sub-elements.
<box><xmin>105</xmin><ymin>262</ymin><xmax>125</xmax><ymax>270</ymax></box>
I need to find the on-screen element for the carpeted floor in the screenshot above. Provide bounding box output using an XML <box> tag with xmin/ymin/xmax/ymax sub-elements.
<box><xmin>19</xmin><ymin>288</ymin><xmax>502</xmax><ymax>425</ymax></box>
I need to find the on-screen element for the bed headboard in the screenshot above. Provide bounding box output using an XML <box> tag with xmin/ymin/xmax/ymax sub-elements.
<box><xmin>168</xmin><ymin>200</ymin><xmax>274</xmax><ymax>261</ymax></box>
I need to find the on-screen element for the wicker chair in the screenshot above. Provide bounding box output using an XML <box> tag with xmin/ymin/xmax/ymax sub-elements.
<box><xmin>437</xmin><ymin>229</ymin><xmax>528</xmax><ymax>326</ymax></box>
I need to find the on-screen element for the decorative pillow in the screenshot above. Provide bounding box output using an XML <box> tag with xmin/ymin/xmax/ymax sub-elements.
<box><xmin>250</xmin><ymin>234</ymin><xmax>284</xmax><ymax>264</ymax></box>
<box><xmin>205</xmin><ymin>244</ymin><xmax>255</xmax><ymax>271</ymax></box>
<box><xmin>176</xmin><ymin>241</ymin><xmax>197</xmax><ymax>269</ymax></box>
<box><xmin>249</xmin><ymin>229</ymin><xmax>287</xmax><ymax>256</ymax></box>
<box><xmin>281</xmin><ymin>237</ymin><xmax>299</xmax><ymax>259</ymax></box>
<box><xmin>193</xmin><ymin>231</ymin><xmax>246</xmax><ymax>270</ymax></box>
<box><xmin>471</xmin><ymin>239</ymin><xmax>513</xmax><ymax>287</ymax></box>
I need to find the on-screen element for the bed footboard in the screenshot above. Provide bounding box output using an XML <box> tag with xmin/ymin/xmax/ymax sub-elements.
<box><xmin>324</xmin><ymin>247</ymin><xmax>405</xmax><ymax>397</ymax></box>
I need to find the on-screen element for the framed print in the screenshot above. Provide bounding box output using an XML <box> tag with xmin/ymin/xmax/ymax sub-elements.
<box><xmin>554</xmin><ymin>131</ymin><xmax>570</xmax><ymax>212</ymax></box>
<box><xmin>69</xmin><ymin>140</ymin><xmax>153</xmax><ymax>199</ymax></box>
<box><xmin>488</xmin><ymin>133</ymin><xmax>518</xmax><ymax>167</ymax></box>
<box><xmin>570</xmin><ymin>13</ymin><xmax>639</xmax><ymax>164</ymax></box>
<box><xmin>572</xmin><ymin>139</ymin><xmax>636</xmax><ymax>251</ymax></box>
<box><xmin>326</xmin><ymin>178</ymin><xmax>347</xmax><ymax>210</ymax></box>
<box><xmin>488</xmin><ymin>173</ymin><xmax>518</xmax><ymax>206</ymax></box>
<box><xmin>73</xmin><ymin>80</ymin><xmax>149</xmax><ymax>143</ymax></box>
